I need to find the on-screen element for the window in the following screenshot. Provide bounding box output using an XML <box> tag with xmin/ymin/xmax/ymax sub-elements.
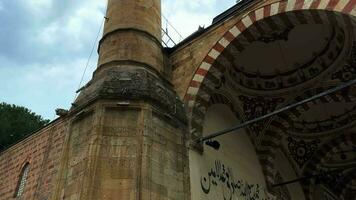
<box><xmin>15</xmin><ymin>163</ymin><xmax>30</xmax><ymax>198</ymax></box>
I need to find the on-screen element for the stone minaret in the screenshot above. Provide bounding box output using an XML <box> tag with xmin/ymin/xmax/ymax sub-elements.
<box><xmin>73</xmin><ymin>0</ymin><xmax>178</xmax><ymax>106</ymax></box>
<box><xmin>98</xmin><ymin>0</ymin><xmax>164</xmax><ymax>73</ymax></box>
<box><xmin>52</xmin><ymin>0</ymin><xmax>189</xmax><ymax>199</ymax></box>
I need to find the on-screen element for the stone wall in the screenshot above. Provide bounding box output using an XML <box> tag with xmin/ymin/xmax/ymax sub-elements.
<box><xmin>0</xmin><ymin>118</ymin><xmax>68</xmax><ymax>200</ymax></box>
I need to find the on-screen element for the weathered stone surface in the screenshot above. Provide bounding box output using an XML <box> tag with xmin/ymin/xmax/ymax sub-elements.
<box><xmin>98</xmin><ymin>0</ymin><xmax>164</xmax><ymax>76</ymax></box>
<box><xmin>74</xmin><ymin>67</ymin><xmax>187</xmax><ymax>123</ymax></box>
<box><xmin>103</xmin><ymin>0</ymin><xmax>161</xmax><ymax>42</ymax></box>
<box><xmin>48</xmin><ymin>101</ymin><xmax>189</xmax><ymax>200</ymax></box>
<box><xmin>98</xmin><ymin>31</ymin><xmax>165</xmax><ymax>74</ymax></box>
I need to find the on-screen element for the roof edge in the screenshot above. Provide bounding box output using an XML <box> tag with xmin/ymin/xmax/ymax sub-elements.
<box><xmin>167</xmin><ymin>0</ymin><xmax>258</xmax><ymax>53</ymax></box>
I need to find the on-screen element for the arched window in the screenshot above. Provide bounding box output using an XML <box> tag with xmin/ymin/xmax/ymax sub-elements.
<box><xmin>15</xmin><ymin>163</ymin><xmax>30</xmax><ymax>197</ymax></box>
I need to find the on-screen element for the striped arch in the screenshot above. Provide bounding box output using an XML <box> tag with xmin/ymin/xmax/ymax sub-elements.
<box><xmin>302</xmin><ymin>132</ymin><xmax>356</xmax><ymax>199</ymax></box>
<box><xmin>185</xmin><ymin>0</ymin><xmax>355</xmax><ymax>131</ymax></box>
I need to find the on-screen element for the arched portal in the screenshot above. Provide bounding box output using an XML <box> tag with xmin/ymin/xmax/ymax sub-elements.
<box><xmin>185</xmin><ymin>0</ymin><xmax>356</xmax><ymax>199</ymax></box>
<box><xmin>189</xmin><ymin>103</ymin><xmax>272</xmax><ymax>200</ymax></box>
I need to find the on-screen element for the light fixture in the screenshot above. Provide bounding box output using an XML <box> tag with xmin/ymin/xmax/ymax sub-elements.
<box><xmin>205</xmin><ymin>140</ymin><xmax>220</xmax><ymax>150</ymax></box>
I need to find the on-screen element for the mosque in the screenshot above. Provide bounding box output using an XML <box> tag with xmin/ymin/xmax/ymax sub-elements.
<box><xmin>0</xmin><ymin>0</ymin><xmax>355</xmax><ymax>199</ymax></box>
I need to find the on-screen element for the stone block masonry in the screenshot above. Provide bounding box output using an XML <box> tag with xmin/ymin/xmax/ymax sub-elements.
<box><xmin>50</xmin><ymin>101</ymin><xmax>190</xmax><ymax>200</ymax></box>
<box><xmin>0</xmin><ymin>119</ymin><xmax>68</xmax><ymax>200</ymax></box>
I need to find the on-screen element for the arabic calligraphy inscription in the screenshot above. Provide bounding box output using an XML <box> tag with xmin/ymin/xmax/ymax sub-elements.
<box><xmin>200</xmin><ymin>160</ymin><xmax>273</xmax><ymax>200</ymax></box>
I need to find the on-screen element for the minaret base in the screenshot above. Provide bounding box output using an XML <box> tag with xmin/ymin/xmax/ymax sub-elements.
<box><xmin>52</xmin><ymin>100</ymin><xmax>190</xmax><ymax>200</ymax></box>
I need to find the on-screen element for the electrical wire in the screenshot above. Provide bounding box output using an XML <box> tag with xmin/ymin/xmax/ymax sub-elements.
<box><xmin>72</xmin><ymin>16</ymin><xmax>105</xmax><ymax>102</ymax></box>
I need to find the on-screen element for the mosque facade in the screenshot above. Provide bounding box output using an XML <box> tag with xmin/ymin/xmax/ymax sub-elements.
<box><xmin>0</xmin><ymin>0</ymin><xmax>355</xmax><ymax>199</ymax></box>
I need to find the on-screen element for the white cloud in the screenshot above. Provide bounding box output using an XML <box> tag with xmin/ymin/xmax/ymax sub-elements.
<box><xmin>39</xmin><ymin>22</ymin><xmax>59</xmax><ymax>45</ymax></box>
<box><xmin>0</xmin><ymin>0</ymin><xmax>235</xmax><ymax>119</ymax></box>
<box><xmin>0</xmin><ymin>56</ymin><xmax>96</xmax><ymax>119</ymax></box>
<box><xmin>63</xmin><ymin>1</ymin><xmax>105</xmax><ymax>42</ymax></box>
<box><xmin>33</xmin><ymin>0</ymin><xmax>106</xmax><ymax>55</ymax></box>
<box><xmin>20</xmin><ymin>0</ymin><xmax>53</xmax><ymax>16</ymax></box>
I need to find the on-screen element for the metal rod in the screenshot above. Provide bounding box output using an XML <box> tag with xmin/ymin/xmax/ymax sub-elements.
<box><xmin>272</xmin><ymin>165</ymin><xmax>356</xmax><ymax>187</ymax></box>
<box><xmin>162</xmin><ymin>15</ymin><xmax>184</xmax><ymax>41</ymax></box>
<box><xmin>195</xmin><ymin>78</ymin><xmax>356</xmax><ymax>143</ymax></box>
<box><xmin>272</xmin><ymin>176</ymin><xmax>312</xmax><ymax>187</ymax></box>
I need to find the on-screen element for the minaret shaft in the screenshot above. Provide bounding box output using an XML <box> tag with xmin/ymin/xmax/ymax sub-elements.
<box><xmin>98</xmin><ymin>0</ymin><xmax>164</xmax><ymax>74</ymax></box>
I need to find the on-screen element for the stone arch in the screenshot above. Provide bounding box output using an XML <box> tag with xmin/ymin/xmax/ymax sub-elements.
<box><xmin>184</xmin><ymin>0</ymin><xmax>356</xmax><ymax>192</ymax></box>
<box><xmin>186</xmin><ymin>0</ymin><xmax>355</xmax><ymax>125</ymax></box>
<box><xmin>301</xmin><ymin>132</ymin><xmax>356</xmax><ymax>199</ymax></box>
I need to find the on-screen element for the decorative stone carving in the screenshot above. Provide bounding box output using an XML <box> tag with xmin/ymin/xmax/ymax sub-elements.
<box><xmin>332</xmin><ymin>42</ymin><xmax>356</xmax><ymax>82</ymax></box>
<box><xmin>73</xmin><ymin>67</ymin><xmax>187</xmax><ymax>123</ymax></box>
<box><xmin>257</xmin><ymin>27</ymin><xmax>292</xmax><ymax>43</ymax></box>
<box><xmin>226</xmin><ymin>27</ymin><xmax>345</xmax><ymax>91</ymax></box>
<box><xmin>315</xmin><ymin>168</ymin><xmax>345</xmax><ymax>196</ymax></box>
<box><xmin>288</xmin><ymin>105</ymin><xmax>356</xmax><ymax>134</ymax></box>
<box><xmin>239</xmin><ymin>95</ymin><xmax>284</xmax><ymax>135</ymax></box>
<box><xmin>287</xmin><ymin>137</ymin><xmax>320</xmax><ymax>168</ymax></box>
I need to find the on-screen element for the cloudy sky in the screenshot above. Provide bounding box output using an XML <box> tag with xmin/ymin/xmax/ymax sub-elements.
<box><xmin>0</xmin><ymin>0</ymin><xmax>236</xmax><ymax>120</ymax></box>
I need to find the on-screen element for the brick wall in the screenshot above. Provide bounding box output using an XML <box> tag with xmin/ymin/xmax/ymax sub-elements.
<box><xmin>0</xmin><ymin>118</ymin><xmax>68</xmax><ymax>200</ymax></box>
